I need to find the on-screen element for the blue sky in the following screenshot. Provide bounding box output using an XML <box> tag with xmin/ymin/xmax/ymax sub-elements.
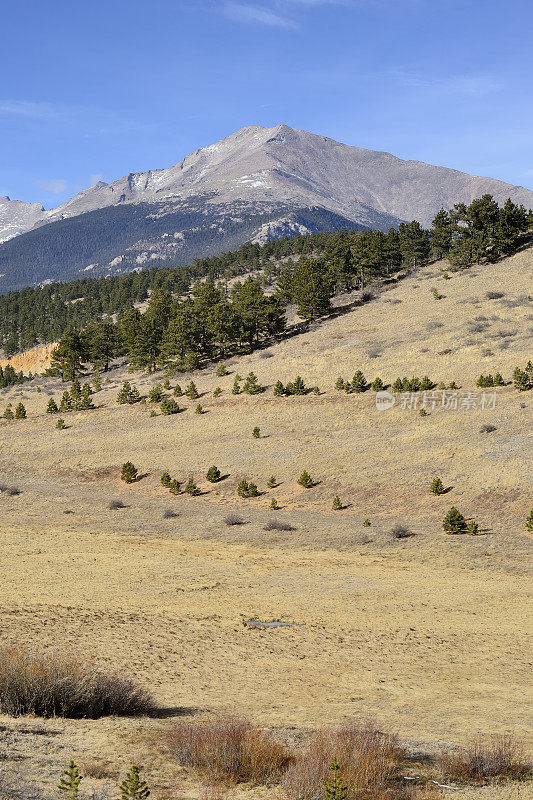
<box><xmin>1</xmin><ymin>0</ymin><xmax>531</xmax><ymax>208</ymax></box>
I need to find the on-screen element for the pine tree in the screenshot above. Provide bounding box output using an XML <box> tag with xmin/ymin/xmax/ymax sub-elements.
<box><xmin>420</xmin><ymin>376</ymin><xmax>434</xmax><ymax>390</ymax></box>
<box><xmin>14</xmin><ymin>402</ymin><xmax>26</xmax><ymax>419</ymax></box>
<box><xmin>160</xmin><ymin>397</ymin><xmax>180</xmax><ymax>415</ymax></box>
<box><xmin>185</xmin><ymin>381</ymin><xmax>199</xmax><ymax>399</ymax></box>
<box><xmin>431</xmin><ymin>208</ymin><xmax>453</xmax><ymax>259</ymax></box>
<box><xmin>237</xmin><ymin>480</ymin><xmax>259</xmax><ymax>498</ymax></box>
<box><xmin>243</xmin><ymin>372</ymin><xmax>262</xmax><ymax>394</ymax></box>
<box><xmin>332</xmin><ymin>495</ymin><xmax>342</xmax><ymax>510</ymax></box>
<box><xmin>213</xmin><ymin>387</ymin><xmax>222</xmax><ymax>397</ymax></box>
<box><xmin>49</xmin><ymin>329</ymin><xmax>86</xmax><ymax>381</ymax></box>
<box><xmin>526</xmin><ymin>508</ymin><xmax>533</xmax><ymax>533</ymax></box>
<box><xmin>47</xmin><ymin>398</ymin><xmax>59</xmax><ymax>414</ymax></box>
<box><xmin>149</xmin><ymin>385</ymin><xmax>165</xmax><ymax>403</ymax></box>
<box><xmin>297</xmin><ymin>470</ymin><xmax>313</xmax><ymax>488</ymax></box>
<box><xmin>273</xmin><ymin>380</ymin><xmax>285</xmax><ymax>396</ymax></box>
<box><xmin>513</xmin><ymin>366</ymin><xmax>531</xmax><ymax>391</ymax></box>
<box><xmin>80</xmin><ymin>383</ymin><xmax>94</xmax><ymax>410</ymax></box>
<box><xmin>267</xmin><ymin>475</ymin><xmax>277</xmax><ymax>488</ymax></box>
<box><xmin>173</xmin><ymin>384</ymin><xmax>183</xmax><ymax>397</ymax></box>
<box><xmin>232</xmin><ymin>377</ymin><xmax>241</xmax><ymax>395</ymax></box>
<box><xmin>121</xmin><ymin>462</ymin><xmax>138</xmax><ymax>484</ymax></box>
<box><xmin>195</xmin><ymin>403</ymin><xmax>204</xmax><ymax>414</ymax></box>
<box><xmin>371</xmin><ymin>377</ymin><xmax>384</xmax><ymax>391</ymax></box>
<box><xmin>119</xmin><ymin>765</ymin><xmax>150</xmax><ymax>800</ymax></box>
<box><xmin>56</xmin><ymin>417</ymin><xmax>66</xmax><ymax>430</ymax></box>
<box><xmin>494</xmin><ymin>372</ymin><xmax>505</xmax><ymax>386</ymax></box>
<box><xmin>58</xmin><ymin>760</ymin><xmax>82</xmax><ymax>800</ymax></box>
<box><xmin>92</xmin><ymin>368</ymin><xmax>102</xmax><ymax>392</ymax></box>
<box><xmin>216</xmin><ymin>363</ymin><xmax>227</xmax><ymax>377</ymax></box>
<box><xmin>206</xmin><ymin>465</ymin><xmax>221</xmax><ymax>483</ymax></box>
<box><xmin>3</xmin><ymin>406</ymin><xmax>14</xmax><ymax>420</ymax></box>
<box><xmin>184</xmin><ymin>476</ymin><xmax>200</xmax><ymax>496</ymax></box>
<box><xmin>286</xmin><ymin>375</ymin><xmax>307</xmax><ymax>395</ymax></box>
<box><xmin>117</xmin><ymin>381</ymin><xmax>140</xmax><ymax>404</ymax></box>
<box><xmin>169</xmin><ymin>479</ymin><xmax>181</xmax><ymax>495</ymax></box>
<box><xmin>392</xmin><ymin>378</ymin><xmax>403</xmax><ymax>392</ymax></box>
<box><xmin>430</xmin><ymin>477</ymin><xmax>445</xmax><ymax>495</ymax></box>
<box><xmin>160</xmin><ymin>471</ymin><xmax>172</xmax><ymax>488</ymax></box>
<box><xmin>466</xmin><ymin>520</ymin><xmax>479</xmax><ymax>535</ymax></box>
<box><xmin>252</xmin><ymin>426</ymin><xmax>261</xmax><ymax>438</ymax></box>
<box><xmin>442</xmin><ymin>506</ymin><xmax>467</xmax><ymax>534</ymax></box>
<box><xmin>322</xmin><ymin>758</ymin><xmax>347</xmax><ymax>800</ymax></box>
<box><xmin>335</xmin><ymin>376</ymin><xmax>345</xmax><ymax>391</ymax></box>
<box><xmin>163</xmin><ymin>379</ymin><xmax>171</xmax><ymax>390</ymax></box>
<box><xmin>270</xmin><ymin>498</ymin><xmax>278</xmax><ymax>509</ymax></box>
<box><xmin>70</xmin><ymin>378</ymin><xmax>82</xmax><ymax>409</ymax></box>
<box><xmin>351</xmin><ymin>370</ymin><xmax>367</xmax><ymax>392</ymax></box>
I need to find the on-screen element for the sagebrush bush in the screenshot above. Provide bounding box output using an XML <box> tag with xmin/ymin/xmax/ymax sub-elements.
<box><xmin>281</xmin><ymin>719</ymin><xmax>403</xmax><ymax>800</ymax></box>
<box><xmin>264</xmin><ymin>519</ymin><xmax>294</xmax><ymax>531</ymax></box>
<box><xmin>438</xmin><ymin>735</ymin><xmax>530</xmax><ymax>784</ymax></box>
<box><xmin>0</xmin><ymin>645</ymin><xmax>153</xmax><ymax>718</ymax></box>
<box><xmin>166</xmin><ymin>714</ymin><xmax>291</xmax><ymax>785</ymax></box>
<box><xmin>223</xmin><ymin>514</ymin><xmax>245</xmax><ymax>526</ymax></box>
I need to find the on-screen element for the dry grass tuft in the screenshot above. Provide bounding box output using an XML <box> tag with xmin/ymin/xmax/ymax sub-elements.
<box><xmin>264</xmin><ymin>520</ymin><xmax>295</xmax><ymax>531</ymax></box>
<box><xmin>223</xmin><ymin>514</ymin><xmax>245</xmax><ymax>526</ymax></box>
<box><xmin>0</xmin><ymin>644</ymin><xmax>154</xmax><ymax>718</ymax></box>
<box><xmin>281</xmin><ymin>718</ymin><xmax>410</xmax><ymax>800</ymax></box>
<box><xmin>166</xmin><ymin>713</ymin><xmax>291</xmax><ymax>785</ymax></box>
<box><xmin>438</xmin><ymin>735</ymin><xmax>530</xmax><ymax>784</ymax></box>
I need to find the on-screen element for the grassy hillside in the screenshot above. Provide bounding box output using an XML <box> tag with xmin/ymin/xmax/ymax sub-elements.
<box><xmin>0</xmin><ymin>244</ymin><xmax>531</xmax><ymax>797</ymax></box>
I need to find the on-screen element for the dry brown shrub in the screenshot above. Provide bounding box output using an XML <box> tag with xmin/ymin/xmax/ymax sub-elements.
<box><xmin>0</xmin><ymin>644</ymin><xmax>153</xmax><ymax>718</ymax></box>
<box><xmin>281</xmin><ymin>719</ymin><xmax>409</xmax><ymax>800</ymax></box>
<box><xmin>438</xmin><ymin>735</ymin><xmax>530</xmax><ymax>784</ymax></box>
<box><xmin>166</xmin><ymin>713</ymin><xmax>291</xmax><ymax>785</ymax></box>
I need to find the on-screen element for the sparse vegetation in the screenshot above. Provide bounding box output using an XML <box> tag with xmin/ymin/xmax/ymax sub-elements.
<box><xmin>252</xmin><ymin>426</ymin><xmax>261</xmax><ymax>438</ymax></box>
<box><xmin>391</xmin><ymin>524</ymin><xmax>414</xmax><ymax>539</ymax></box>
<box><xmin>160</xmin><ymin>471</ymin><xmax>172</xmax><ymax>488</ymax></box>
<box><xmin>223</xmin><ymin>514</ymin><xmax>245</xmax><ymax>526</ymax></box>
<box><xmin>264</xmin><ymin>519</ymin><xmax>294</xmax><ymax>531</ymax></box>
<box><xmin>184</xmin><ymin>476</ymin><xmax>201</xmax><ymax>496</ymax></box>
<box><xmin>117</xmin><ymin>381</ymin><xmax>141</xmax><ymax>404</ymax></box>
<box><xmin>332</xmin><ymin>495</ymin><xmax>342</xmax><ymax>510</ymax></box>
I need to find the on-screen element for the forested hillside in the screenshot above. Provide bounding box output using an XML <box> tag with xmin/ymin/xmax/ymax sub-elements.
<box><xmin>0</xmin><ymin>195</ymin><xmax>530</xmax><ymax>374</ymax></box>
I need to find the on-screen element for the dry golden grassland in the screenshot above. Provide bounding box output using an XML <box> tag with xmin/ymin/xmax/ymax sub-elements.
<box><xmin>0</xmin><ymin>247</ymin><xmax>531</xmax><ymax>797</ymax></box>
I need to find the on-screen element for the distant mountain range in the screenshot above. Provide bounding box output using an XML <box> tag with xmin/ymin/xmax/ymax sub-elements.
<box><xmin>1</xmin><ymin>124</ymin><xmax>532</xmax><ymax>293</ymax></box>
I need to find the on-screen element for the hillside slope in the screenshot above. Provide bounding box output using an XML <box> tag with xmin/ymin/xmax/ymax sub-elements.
<box><xmin>0</xmin><ymin>244</ymin><xmax>531</xmax><ymax>788</ymax></box>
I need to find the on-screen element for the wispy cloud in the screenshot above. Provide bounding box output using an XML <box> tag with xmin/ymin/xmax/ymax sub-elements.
<box><xmin>89</xmin><ymin>173</ymin><xmax>105</xmax><ymax>185</ymax></box>
<box><xmin>35</xmin><ymin>178</ymin><xmax>67</xmax><ymax>194</ymax></box>
<box><xmin>391</xmin><ymin>69</ymin><xmax>502</xmax><ymax>96</ymax></box>
<box><xmin>223</xmin><ymin>2</ymin><xmax>298</xmax><ymax>28</ymax></box>
<box><xmin>0</xmin><ymin>100</ymin><xmax>62</xmax><ymax>119</ymax></box>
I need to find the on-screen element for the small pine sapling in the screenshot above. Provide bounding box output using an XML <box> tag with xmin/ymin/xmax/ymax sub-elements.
<box><xmin>494</xmin><ymin>372</ymin><xmax>505</xmax><ymax>386</ymax></box>
<box><xmin>392</xmin><ymin>378</ymin><xmax>403</xmax><ymax>392</ymax></box>
<box><xmin>322</xmin><ymin>758</ymin><xmax>347</xmax><ymax>800</ymax></box>
<box><xmin>232</xmin><ymin>377</ymin><xmax>241</xmax><ymax>395</ymax></box>
<box><xmin>56</xmin><ymin>418</ymin><xmax>66</xmax><ymax>429</ymax></box>
<box><xmin>163</xmin><ymin>379</ymin><xmax>171</xmax><ymax>390</ymax></box>
<box><xmin>14</xmin><ymin>402</ymin><xmax>26</xmax><ymax>419</ymax></box>
<box><xmin>160</xmin><ymin>397</ymin><xmax>180</xmax><ymax>415</ymax></box>
<box><xmin>243</xmin><ymin>372</ymin><xmax>262</xmax><ymax>394</ymax></box>
<box><xmin>119</xmin><ymin>765</ymin><xmax>150</xmax><ymax>800</ymax></box>
<box><xmin>169</xmin><ymin>479</ymin><xmax>181</xmax><ymax>495</ymax></box>
<box><xmin>430</xmin><ymin>477</ymin><xmax>445</xmax><ymax>495</ymax></box>
<box><xmin>195</xmin><ymin>403</ymin><xmax>204</xmax><ymax>414</ymax></box>
<box><xmin>442</xmin><ymin>506</ymin><xmax>467</xmax><ymax>535</ymax></box>
<box><xmin>351</xmin><ymin>370</ymin><xmax>367</xmax><ymax>393</ymax></box>
<box><xmin>466</xmin><ymin>520</ymin><xmax>480</xmax><ymax>535</ymax></box>
<box><xmin>121</xmin><ymin>461</ymin><xmax>138</xmax><ymax>484</ymax></box>
<box><xmin>3</xmin><ymin>406</ymin><xmax>14</xmax><ymax>420</ymax></box>
<box><xmin>525</xmin><ymin>508</ymin><xmax>533</xmax><ymax>533</ymax></box>
<box><xmin>297</xmin><ymin>470</ymin><xmax>313</xmax><ymax>488</ymax></box>
<box><xmin>173</xmin><ymin>384</ymin><xmax>183</xmax><ymax>397</ymax></box>
<box><xmin>267</xmin><ymin>475</ymin><xmax>277</xmax><ymax>488</ymax></box>
<box><xmin>184</xmin><ymin>476</ymin><xmax>200</xmax><ymax>496</ymax></box>
<box><xmin>371</xmin><ymin>377</ymin><xmax>384</xmax><ymax>391</ymax></box>
<box><xmin>160</xmin><ymin>471</ymin><xmax>172</xmax><ymax>488</ymax></box>
<box><xmin>334</xmin><ymin>376</ymin><xmax>345</xmax><ymax>391</ymax></box>
<box><xmin>362</xmin><ymin>519</ymin><xmax>371</xmax><ymax>527</ymax></box>
<box><xmin>149</xmin><ymin>385</ymin><xmax>165</xmax><ymax>403</ymax></box>
<box><xmin>185</xmin><ymin>381</ymin><xmax>199</xmax><ymax>399</ymax></box>
<box><xmin>206</xmin><ymin>465</ymin><xmax>221</xmax><ymax>483</ymax></box>
<box><xmin>332</xmin><ymin>495</ymin><xmax>342</xmax><ymax>510</ymax></box>
<box><xmin>216</xmin><ymin>363</ymin><xmax>227</xmax><ymax>377</ymax></box>
<box><xmin>58</xmin><ymin>760</ymin><xmax>82</xmax><ymax>800</ymax></box>
<box><xmin>252</xmin><ymin>426</ymin><xmax>261</xmax><ymax>438</ymax></box>
<box><xmin>273</xmin><ymin>380</ymin><xmax>285</xmax><ymax>396</ymax></box>
<box><xmin>47</xmin><ymin>398</ymin><xmax>59</xmax><ymax>414</ymax></box>
<box><xmin>213</xmin><ymin>387</ymin><xmax>222</xmax><ymax>397</ymax></box>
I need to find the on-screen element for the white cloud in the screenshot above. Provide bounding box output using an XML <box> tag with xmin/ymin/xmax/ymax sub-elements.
<box><xmin>89</xmin><ymin>173</ymin><xmax>105</xmax><ymax>185</ymax></box>
<box><xmin>223</xmin><ymin>2</ymin><xmax>298</xmax><ymax>27</ymax></box>
<box><xmin>0</xmin><ymin>100</ymin><xmax>60</xmax><ymax>119</ymax></box>
<box><xmin>391</xmin><ymin>70</ymin><xmax>502</xmax><ymax>96</ymax></box>
<box><xmin>35</xmin><ymin>178</ymin><xmax>68</xmax><ymax>194</ymax></box>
